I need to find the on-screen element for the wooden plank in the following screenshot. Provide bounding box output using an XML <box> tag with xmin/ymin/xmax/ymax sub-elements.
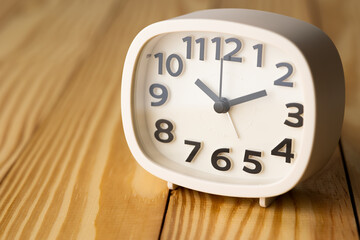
<box><xmin>0</xmin><ymin>0</ymin><xmax>216</xmax><ymax>239</ymax></box>
<box><xmin>161</xmin><ymin>147</ymin><xmax>358</xmax><ymax>239</ymax></box>
<box><xmin>1</xmin><ymin>0</ymin><xmax>358</xmax><ymax>239</ymax></box>
<box><xmin>313</xmin><ymin>0</ymin><xmax>360</xmax><ymax>219</ymax></box>
<box><xmin>0</xmin><ymin>0</ymin><xmax>119</xmax><ymax>180</ymax></box>
<box><xmin>160</xmin><ymin>0</ymin><xmax>359</xmax><ymax>238</ymax></box>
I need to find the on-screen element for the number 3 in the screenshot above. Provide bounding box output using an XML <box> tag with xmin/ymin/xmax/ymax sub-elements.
<box><xmin>284</xmin><ymin>103</ymin><xmax>304</xmax><ymax>127</ymax></box>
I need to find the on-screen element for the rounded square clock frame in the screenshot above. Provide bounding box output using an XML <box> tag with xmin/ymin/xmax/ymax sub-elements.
<box><xmin>121</xmin><ymin>9</ymin><xmax>344</xmax><ymax>207</ymax></box>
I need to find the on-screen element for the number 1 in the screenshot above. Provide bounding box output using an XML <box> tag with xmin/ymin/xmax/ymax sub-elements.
<box><xmin>211</xmin><ymin>37</ymin><xmax>221</xmax><ymax>60</ymax></box>
<box><xmin>253</xmin><ymin>44</ymin><xmax>263</xmax><ymax>67</ymax></box>
<box><xmin>195</xmin><ymin>38</ymin><xmax>205</xmax><ymax>61</ymax></box>
<box><xmin>182</xmin><ymin>36</ymin><xmax>192</xmax><ymax>59</ymax></box>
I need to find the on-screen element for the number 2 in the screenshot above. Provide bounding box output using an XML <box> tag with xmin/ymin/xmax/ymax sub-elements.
<box><xmin>274</xmin><ymin>62</ymin><xmax>293</xmax><ymax>87</ymax></box>
<box><xmin>223</xmin><ymin>38</ymin><xmax>242</xmax><ymax>62</ymax></box>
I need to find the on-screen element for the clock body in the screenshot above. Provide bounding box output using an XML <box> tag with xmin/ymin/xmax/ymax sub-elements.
<box><xmin>121</xmin><ymin>9</ymin><xmax>344</xmax><ymax>205</ymax></box>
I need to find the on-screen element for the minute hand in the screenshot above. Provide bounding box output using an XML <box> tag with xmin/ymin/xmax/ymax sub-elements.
<box><xmin>228</xmin><ymin>90</ymin><xmax>267</xmax><ymax>107</ymax></box>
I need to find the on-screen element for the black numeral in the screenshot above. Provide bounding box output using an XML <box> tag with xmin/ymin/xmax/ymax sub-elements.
<box><xmin>274</xmin><ymin>62</ymin><xmax>293</xmax><ymax>87</ymax></box>
<box><xmin>211</xmin><ymin>37</ymin><xmax>221</xmax><ymax>60</ymax></box>
<box><xmin>285</xmin><ymin>103</ymin><xmax>304</xmax><ymax>127</ymax></box>
<box><xmin>154</xmin><ymin>52</ymin><xmax>163</xmax><ymax>75</ymax></box>
<box><xmin>271</xmin><ymin>138</ymin><xmax>294</xmax><ymax>163</ymax></box>
<box><xmin>154</xmin><ymin>53</ymin><xmax>184</xmax><ymax>77</ymax></box>
<box><xmin>183</xmin><ymin>36</ymin><xmax>205</xmax><ymax>61</ymax></box>
<box><xmin>210</xmin><ymin>37</ymin><xmax>243</xmax><ymax>62</ymax></box>
<box><xmin>166</xmin><ymin>54</ymin><xmax>183</xmax><ymax>77</ymax></box>
<box><xmin>184</xmin><ymin>140</ymin><xmax>201</xmax><ymax>162</ymax></box>
<box><xmin>154</xmin><ymin>119</ymin><xmax>174</xmax><ymax>143</ymax></box>
<box><xmin>182</xmin><ymin>36</ymin><xmax>192</xmax><ymax>59</ymax></box>
<box><xmin>253</xmin><ymin>44</ymin><xmax>263</xmax><ymax>67</ymax></box>
<box><xmin>211</xmin><ymin>148</ymin><xmax>231</xmax><ymax>171</ymax></box>
<box><xmin>195</xmin><ymin>38</ymin><xmax>205</xmax><ymax>61</ymax></box>
<box><xmin>149</xmin><ymin>83</ymin><xmax>168</xmax><ymax>106</ymax></box>
<box><xmin>224</xmin><ymin>38</ymin><xmax>242</xmax><ymax>62</ymax></box>
<box><xmin>243</xmin><ymin>150</ymin><xmax>262</xmax><ymax>174</ymax></box>
<box><xmin>184</xmin><ymin>37</ymin><xmax>266</xmax><ymax>64</ymax></box>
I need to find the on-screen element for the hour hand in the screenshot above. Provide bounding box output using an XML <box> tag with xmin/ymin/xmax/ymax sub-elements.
<box><xmin>195</xmin><ymin>79</ymin><xmax>219</xmax><ymax>102</ymax></box>
<box><xmin>229</xmin><ymin>90</ymin><xmax>267</xmax><ymax>107</ymax></box>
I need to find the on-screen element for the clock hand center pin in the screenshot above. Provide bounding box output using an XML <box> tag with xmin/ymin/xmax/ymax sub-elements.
<box><xmin>194</xmin><ymin>78</ymin><xmax>230</xmax><ymax>113</ymax></box>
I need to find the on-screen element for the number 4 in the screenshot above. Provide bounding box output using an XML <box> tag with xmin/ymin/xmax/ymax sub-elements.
<box><xmin>271</xmin><ymin>138</ymin><xmax>294</xmax><ymax>163</ymax></box>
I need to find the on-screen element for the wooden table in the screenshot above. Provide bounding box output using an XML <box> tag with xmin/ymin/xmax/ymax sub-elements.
<box><xmin>0</xmin><ymin>0</ymin><xmax>359</xmax><ymax>239</ymax></box>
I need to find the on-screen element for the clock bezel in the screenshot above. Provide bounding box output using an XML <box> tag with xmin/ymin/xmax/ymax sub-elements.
<box><xmin>122</xmin><ymin>9</ymin><xmax>343</xmax><ymax>198</ymax></box>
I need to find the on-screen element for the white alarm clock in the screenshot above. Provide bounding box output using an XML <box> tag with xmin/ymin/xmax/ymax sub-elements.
<box><xmin>121</xmin><ymin>9</ymin><xmax>344</xmax><ymax>207</ymax></box>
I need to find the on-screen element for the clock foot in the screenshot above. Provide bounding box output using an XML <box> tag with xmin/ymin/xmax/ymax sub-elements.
<box><xmin>167</xmin><ymin>182</ymin><xmax>178</xmax><ymax>190</ymax></box>
<box><xmin>259</xmin><ymin>196</ymin><xmax>276</xmax><ymax>207</ymax></box>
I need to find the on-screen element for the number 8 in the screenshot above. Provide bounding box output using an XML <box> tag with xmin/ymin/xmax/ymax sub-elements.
<box><xmin>154</xmin><ymin>119</ymin><xmax>174</xmax><ymax>143</ymax></box>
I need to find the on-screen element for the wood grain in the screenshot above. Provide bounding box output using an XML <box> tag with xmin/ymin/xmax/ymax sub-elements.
<box><xmin>314</xmin><ymin>0</ymin><xmax>360</xmax><ymax>218</ymax></box>
<box><xmin>0</xmin><ymin>0</ymin><xmax>119</xmax><ymax>180</ymax></box>
<box><xmin>0</xmin><ymin>0</ymin><xmax>359</xmax><ymax>239</ymax></box>
<box><xmin>161</xmin><ymin>147</ymin><xmax>358</xmax><ymax>240</ymax></box>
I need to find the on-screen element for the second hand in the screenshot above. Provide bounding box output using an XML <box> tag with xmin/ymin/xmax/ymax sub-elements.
<box><xmin>227</xmin><ymin>112</ymin><xmax>240</xmax><ymax>139</ymax></box>
<box><xmin>218</xmin><ymin>58</ymin><xmax>240</xmax><ymax>138</ymax></box>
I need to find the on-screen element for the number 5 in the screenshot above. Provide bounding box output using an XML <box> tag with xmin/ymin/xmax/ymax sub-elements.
<box><xmin>243</xmin><ymin>150</ymin><xmax>262</xmax><ymax>174</ymax></box>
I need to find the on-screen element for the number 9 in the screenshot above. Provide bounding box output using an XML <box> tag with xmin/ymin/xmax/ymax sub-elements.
<box><xmin>149</xmin><ymin>83</ymin><xmax>168</xmax><ymax>106</ymax></box>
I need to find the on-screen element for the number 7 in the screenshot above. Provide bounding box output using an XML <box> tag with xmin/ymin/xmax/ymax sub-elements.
<box><xmin>184</xmin><ymin>140</ymin><xmax>202</xmax><ymax>162</ymax></box>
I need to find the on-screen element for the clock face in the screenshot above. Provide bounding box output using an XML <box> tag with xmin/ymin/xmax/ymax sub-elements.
<box><xmin>131</xmin><ymin>31</ymin><xmax>306</xmax><ymax>186</ymax></box>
